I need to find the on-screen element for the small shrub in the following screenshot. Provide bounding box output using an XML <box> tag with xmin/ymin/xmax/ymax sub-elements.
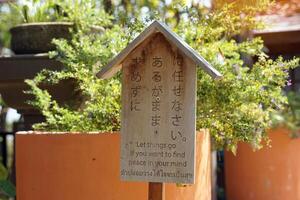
<box><xmin>26</xmin><ymin>1</ymin><xmax>299</xmax><ymax>152</ymax></box>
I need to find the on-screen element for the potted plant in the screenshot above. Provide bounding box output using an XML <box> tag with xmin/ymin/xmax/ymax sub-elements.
<box><xmin>223</xmin><ymin>1</ymin><xmax>300</xmax><ymax>199</ymax></box>
<box><xmin>9</xmin><ymin>0</ymin><xmax>107</xmax><ymax>54</ymax></box>
<box><xmin>0</xmin><ymin>0</ymin><xmax>106</xmax><ymax>115</ymax></box>
<box><xmin>225</xmin><ymin>91</ymin><xmax>300</xmax><ymax>200</ymax></box>
<box><xmin>16</xmin><ymin>19</ymin><xmax>213</xmax><ymax>200</ymax></box>
<box><xmin>15</xmin><ymin>0</ymin><xmax>299</xmax><ymax>200</ymax></box>
<box><xmin>12</xmin><ymin>1</ymin><xmax>211</xmax><ymax>199</ymax></box>
<box><xmin>7</xmin><ymin>0</ymin><xmax>72</xmax><ymax>54</ymax></box>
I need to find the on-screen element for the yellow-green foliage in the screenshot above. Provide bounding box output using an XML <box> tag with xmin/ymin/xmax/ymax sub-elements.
<box><xmin>26</xmin><ymin>1</ymin><xmax>299</xmax><ymax>152</ymax></box>
<box><xmin>174</xmin><ymin>3</ymin><xmax>299</xmax><ymax>151</ymax></box>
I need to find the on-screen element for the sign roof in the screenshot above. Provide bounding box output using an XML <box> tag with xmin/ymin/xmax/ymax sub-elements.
<box><xmin>96</xmin><ymin>20</ymin><xmax>222</xmax><ymax>79</ymax></box>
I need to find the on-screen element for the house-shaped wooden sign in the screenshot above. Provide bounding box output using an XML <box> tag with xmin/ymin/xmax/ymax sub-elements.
<box><xmin>97</xmin><ymin>20</ymin><xmax>221</xmax><ymax>184</ymax></box>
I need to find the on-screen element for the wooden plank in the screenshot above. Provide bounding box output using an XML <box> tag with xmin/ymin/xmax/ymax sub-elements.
<box><xmin>120</xmin><ymin>33</ymin><xmax>196</xmax><ymax>183</ymax></box>
<box><xmin>148</xmin><ymin>182</ymin><xmax>165</xmax><ymax>200</ymax></box>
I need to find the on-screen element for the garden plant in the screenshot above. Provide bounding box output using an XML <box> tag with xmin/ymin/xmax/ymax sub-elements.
<box><xmin>21</xmin><ymin>0</ymin><xmax>299</xmax><ymax>153</ymax></box>
<box><xmin>0</xmin><ymin>0</ymin><xmax>298</xmax><ymax>154</ymax></box>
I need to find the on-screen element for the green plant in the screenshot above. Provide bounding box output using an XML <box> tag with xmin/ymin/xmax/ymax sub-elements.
<box><xmin>10</xmin><ymin>0</ymin><xmax>66</xmax><ymax>23</ymax></box>
<box><xmin>25</xmin><ymin>19</ymin><xmax>128</xmax><ymax>131</ymax></box>
<box><xmin>0</xmin><ymin>96</ymin><xmax>4</xmax><ymax>107</ymax></box>
<box><xmin>0</xmin><ymin>163</ymin><xmax>15</xmax><ymax>199</ymax></box>
<box><xmin>26</xmin><ymin>1</ymin><xmax>299</xmax><ymax>152</ymax></box>
<box><xmin>9</xmin><ymin>0</ymin><xmax>111</xmax><ymax>26</ymax></box>
<box><xmin>0</xmin><ymin>4</ymin><xmax>22</xmax><ymax>48</ymax></box>
<box><xmin>173</xmin><ymin>2</ymin><xmax>299</xmax><ymax>151</ymax></box>
<box><xmin>272</xmin><ymin>91</ymin><xmax>300</xmax><ymax>137</ymax></box>
<box><xmin>0</xmin><ymin>0</ymin><xmax>112</xmax><ymax>48</ymax></box>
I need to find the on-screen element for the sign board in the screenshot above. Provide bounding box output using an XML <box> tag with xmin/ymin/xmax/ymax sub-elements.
<box><xmin>97</xmin><ymin>21</ymin><xmax>222</xmax><ymax>184</ymax></box>
<box><xmin>121</xmin><ymin>33</ymin><xmax>196</xmax><ymax>183</ymax></box>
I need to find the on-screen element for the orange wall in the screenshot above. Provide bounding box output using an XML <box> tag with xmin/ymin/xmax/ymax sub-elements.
<box><xmin>225</xmin><ymin>128</ymin><xmax>300</xmax><ymax>200</ymax></box>
<box><xmin>16</xmin><ymin>131</ymin><xmax>211</xmax><ymax>200</ymax></box>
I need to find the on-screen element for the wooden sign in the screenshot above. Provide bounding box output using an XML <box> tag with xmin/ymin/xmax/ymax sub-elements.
<box><xmin>97</xmin><ymin>21</ymin><xmax>222</xmax><ymax>184</ymax></box>
<box><xmin>121</xmin><ymin>33</ymin><xmax>196</xmax><ymax>183</ymax></box>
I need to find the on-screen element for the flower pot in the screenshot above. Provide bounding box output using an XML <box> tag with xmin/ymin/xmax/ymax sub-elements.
<box><xmin>10</xmin><ymin>22</ymin><xmax>73</xmax><ymax>54</ymax></box>
<box><xmin>225</xmin><ymin>128</ymin><xmax>300</xmax><ymax>200</ymax></box>
<box><xmin>16</xmin><ymin>131</ymin><xmax>211</xmax><ymax>200</ymax></box>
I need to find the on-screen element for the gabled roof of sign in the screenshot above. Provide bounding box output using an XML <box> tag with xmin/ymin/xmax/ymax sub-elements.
<box><xmin>96</xmin><ymin>20</ymin><xmax>222</xmax><ymax>79</ymax></box>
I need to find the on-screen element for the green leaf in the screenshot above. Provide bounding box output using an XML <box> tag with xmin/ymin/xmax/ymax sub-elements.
<box><xmin>0</xmin><ymin>165</ymin><xmax>8</xmax><ymax>181</ymax></box>
<box><xmin>0</xmin><ymin>180</ymin><xmax>16</xmax><ymax>197</ymax></box>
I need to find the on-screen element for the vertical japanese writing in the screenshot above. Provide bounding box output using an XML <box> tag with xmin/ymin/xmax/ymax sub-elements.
<box><xmin>121</xmin><ymin>34</ymin><xmax>196</xmax><ymax>184</ymax></box>
<box><xmin>130</xmin><ymin>56</ymin><xmax>144</xmax><ymax>112</ymax></box>
<box><xmin>151</xmin><ymin>57</ymin><xmax>163</xmax><ymax>135</ymax></box>
<box><xmin>171</xmin><ymin>54</ymin><xmax>186</xmax><ymax>142</ymax></box>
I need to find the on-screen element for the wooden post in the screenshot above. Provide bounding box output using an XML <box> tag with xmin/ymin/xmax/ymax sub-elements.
<box><xmin>148</xmin><ymin>182</ymin><xmax>165</xmax><ymax>200</ymax></box>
